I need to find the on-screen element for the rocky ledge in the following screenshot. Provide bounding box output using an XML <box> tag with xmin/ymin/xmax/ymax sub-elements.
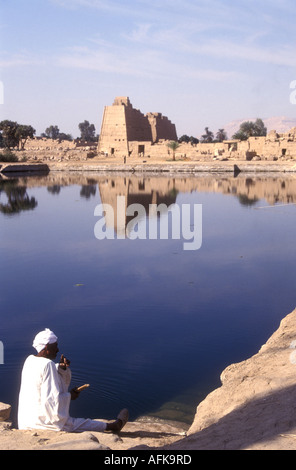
<box><xmin>47</xmin><ymin>160</ymin><xmax>296</xmax><ymax>174</ymax></box>
<box><xmin>1</xmin><ymin>308</ymin><xmax>296</xmax><ymax>450</ymax></box>
<box><xmin>166</xmin><ymin>307</ymin><xmax>296</xmax><ymax>450</ymax></box>
<box><xmin>1</xmin><ymin>160</ymin><xmax>296</xmax><ymax>176</ymax></box>
<box><xmin>0</xmin><ymin>163</ymin><xmax>49</xmax><ymax>174</ymax></box>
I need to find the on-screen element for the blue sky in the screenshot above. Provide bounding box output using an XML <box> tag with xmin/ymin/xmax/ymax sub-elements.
<box><xmin>0</xmin><ymin>0</ymin><xmax>296</xmax><ymax>138</ymax></box>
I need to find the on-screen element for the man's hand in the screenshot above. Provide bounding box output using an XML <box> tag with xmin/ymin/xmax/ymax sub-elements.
<box><xmin>70</xmin><ymin>387</ymin><xmax>80</xmax><ymax>400</ymax></box>
<box><xmin>59</xmin><ymin>354</ymin><xmax>70</xmax><ymax>370</ymax></box>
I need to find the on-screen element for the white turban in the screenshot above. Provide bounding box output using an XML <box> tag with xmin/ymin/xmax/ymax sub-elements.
<box><xmin>32</xmin><ymin>328</ymin><xmax>58</xmax><ymax>353</ymax></box>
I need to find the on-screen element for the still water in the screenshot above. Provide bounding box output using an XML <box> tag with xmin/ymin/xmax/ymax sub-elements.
<box><xmin>1</xmin><ymin>171</ymin><xmax>296</xmax><ymax>426</ymax></box>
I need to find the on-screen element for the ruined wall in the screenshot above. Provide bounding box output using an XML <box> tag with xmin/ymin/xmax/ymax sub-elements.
<box><xmin>244</xmin><ymin>129</ymin><xmax>296</xmax><ymax>159</ymax></box>
<box><xmin>24</xmin><ymin>137</ymin><xmax>77</xmax><ymax>150</ymax></box>
<box><xmin>98</xmin><ymin>99</ymin><xmax>129</xmax><ymax>156</ymax></box>
<box><xmin>176</xmin><ymin>129</ymin><xmax>296</xmax><ymax>162</ymax></box>
<box><xmin>147</xmin><ymin>113</ymin><xmax>178</xmax><ymax>143</ymax></box>
<box><xmin>125</xmin><ymin>105</ymin><xmax>152</xmax><ymax>143</ymax></box>
<box><xmin>98</xmin><ymin>97</ymin><xmax>178</xmax><ymax>157</ymax></box>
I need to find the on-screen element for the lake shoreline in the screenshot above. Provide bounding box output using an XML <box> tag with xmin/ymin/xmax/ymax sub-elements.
<box><xmin>1</xmin><ymin>159</ymin><xmax>296</xmax><ymax>176</ymax></box>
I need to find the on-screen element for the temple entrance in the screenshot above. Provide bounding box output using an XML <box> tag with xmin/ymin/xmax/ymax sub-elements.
<box><xmin>138</xmin><ymin>145</ymin><xmax>145</xmax><ymax>156</ymax></box>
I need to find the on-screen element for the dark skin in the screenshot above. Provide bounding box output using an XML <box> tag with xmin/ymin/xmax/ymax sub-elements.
<box><xmin>36</xmin><ymin>341</ymin><xmax>123</xmax><ymax>431</ymax></box>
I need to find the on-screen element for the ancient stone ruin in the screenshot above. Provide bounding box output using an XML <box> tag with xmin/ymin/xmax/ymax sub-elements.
<box><xmin>97</xmin><ymin>97</ymin><xmax>177</xmax><ymax>158</ymax></box>
<box><xmin>15</xmin><ymin>97</ymin><xmax>296</xmax><ymax>163</ymax></box>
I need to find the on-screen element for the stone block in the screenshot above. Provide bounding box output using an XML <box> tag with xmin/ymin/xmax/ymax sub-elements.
<box><xmin>0</xmin><ymin>403</ymin><xmax>11</xmax><ymax>421</ymax></box>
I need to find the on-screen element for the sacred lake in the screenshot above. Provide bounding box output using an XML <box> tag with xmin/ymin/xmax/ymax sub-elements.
<box><xmin>1</xmin><ymin>171</ymin><xmax>296</xmax><ymax>427</ymax></box>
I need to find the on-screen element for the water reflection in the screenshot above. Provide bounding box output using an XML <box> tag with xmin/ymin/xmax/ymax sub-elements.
<box><xmin>97</xmin><ymin>173</ymin><xmax>296</xmax><ymax>208</ymax></box>
<box><xmin>80</xmin><ymin>184</ymin><xmax>97</xmax><ymax>199</ymax></box>
<box><xmin>2</xmin><ymin>172</ymin><xmax>296</xmax><ymax>207</ymax></box>
<box><xmin>0</xmin><ymin>179</ymin><xmax>38</xmax><ymax>215</ymax></box>
<box><xmin>1</xmin><ymin>172</ymin><xmax>296</xmax><ymax>227</ymax></box>
<box><xmin>47</xmin><ymin>185</ymin><xmax>61</xmax><ymax>195</ymax></box>
<box><xmin>1</xmin><ymin>171</ymin><xmax>296</xmax><ymax>425</ymax></box>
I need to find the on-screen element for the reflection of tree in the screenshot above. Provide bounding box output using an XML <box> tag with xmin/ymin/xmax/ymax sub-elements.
<box><xmin>0</xmin><ymin>180</ymin><xmax>38</xmax><ymax>214</ymax></box>
<box><xmin>168</xmin><ymin>187</ymin><xmax>179</xmax><ymax>198</ymax></box>
<box><xmin>236</xmin><ymin>179</ymin><xmax>259</xmax><ymax>206</ymax></box>
<box><xmin>80</xmin><ymin>184</ymin><xmax>96</xmax><ymax>199</ymax></box>
<box><xmin>47</xmin><ymin>185</ymin><xmax>61</xmax><ymax>195</ymax></box>
<box><xmin>237</xmin><ymin>194</ymin><xmax>259</xmax><ymax>206</ymax></box>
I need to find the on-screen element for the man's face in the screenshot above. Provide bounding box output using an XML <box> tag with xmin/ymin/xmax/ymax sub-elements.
<box><xmin>46</xmin><ymin>342</ymin><xmax>59</xmax><ymax>360</ymax></box>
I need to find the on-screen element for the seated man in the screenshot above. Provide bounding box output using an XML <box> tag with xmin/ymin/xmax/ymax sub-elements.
<box><xmin>18</xmin><ymin>328</ymin><xmax>128</xmax><ymax>433</ymax></box>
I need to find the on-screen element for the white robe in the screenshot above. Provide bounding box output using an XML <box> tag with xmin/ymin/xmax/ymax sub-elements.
<box><xmin>18</xmin><ymin>355</ymin><xmax>106</xmax><ymax>432</ymax></box>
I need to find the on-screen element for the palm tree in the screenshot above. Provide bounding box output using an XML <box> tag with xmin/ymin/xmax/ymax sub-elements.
<box><xmin>167</xmin><ymin>141</ymin><xmax>180</xmax><ymax>161</ymax></box>
<box><xmin>216</xmin><ymin>129</ymin><xmax>227</xmax><ymax>142</ymax></box>
<box><xmin>201</xmin><ymin>127</ymin><xmax>214</xmax><ymax>143</ymax></box>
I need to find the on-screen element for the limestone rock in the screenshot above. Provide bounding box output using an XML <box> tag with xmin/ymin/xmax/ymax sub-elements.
<box><xmin>0</xmin><ymin>403</ymin><xmax>11</xmax><ymax>422</ymax></box>
<box><xmin>0</xmin><ymin>163</ymin><xmax>49</xmax><ymax>174</ymax></box>
<box><xmin>166</xmin><ymin>308</ymin><xmax>296</xmax><ymax>450</ymax></box>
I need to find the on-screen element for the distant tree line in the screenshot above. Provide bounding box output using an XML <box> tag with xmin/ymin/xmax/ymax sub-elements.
<box><xmin>0</xmin><ymin>119</ymin><xmax>98</xmax><ymax>149</ymax></box>
<box><xmin>195</xmin><ymin>119</ymin><xmax>267</xmax><ymax>143</ymax></box>
<box><xmin>1</xmin><ymin>116</ymin><xmax>267</xmax><ymax>151</ymax></box>
<box><xmin>178</xmin><ymin>135</ymin><xmax>199</xmax><ymax>144</ymax></box>
<box><xmin>40</xmin><ymin>120</ymin><xmax>98</xmax><ymax>142</ymax></box>
<box><xmin>41</xmin><ymin>125</ymin><xmax>72</xmax><ymax>141</ymax></box>
<box><xmin>200</xmin><ymin>127</ymin><xmax>228</xmax><ymax>143</ymax></box>
<box><xmin>179</xmin><ymin>128</ymin><xmax>229</xmax><ymax>144</ymax></box>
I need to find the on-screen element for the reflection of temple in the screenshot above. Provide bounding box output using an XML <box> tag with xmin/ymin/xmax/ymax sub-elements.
<box><xmin>3</xmin><ymin>173</ymin><xmax>296</xmax><ymax>216</ymax></box>
<box><xmin>96</xmin><ymin>174</ymin><xmax>296</xmax><ymax>236</ymax></box>
<box><xmin>97</xmin><ymin>174</ymin><xmax>296</xmax><ymax>209</ymax></box>
<box><xmin>200</xmin><ymin>176</ymin><xmax>296</xmax><ymax>206</ymax></box>
<box><xmin>97</xmin><ymin>177</ymin><xmax>178</xmax><ymax>237</ymax></box>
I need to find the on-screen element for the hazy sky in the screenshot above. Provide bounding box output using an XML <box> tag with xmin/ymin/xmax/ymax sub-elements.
<box><xmin>1</xmin><ymin>0</ymin><xmax>296</xmax><ymax>138</ymax></box>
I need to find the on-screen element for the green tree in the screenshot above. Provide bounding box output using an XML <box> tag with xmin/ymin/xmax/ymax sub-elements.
<box><xmin>57</xmin><ymin>132</ymin><xmax>73</xmax><ymax>141</ymax></box>
<box><xmin>0</xmin><ymin>121</ymin><xmax>36</xmax><ymax>150</ymax></box>
<box><xmin>189</xmin><ymin>136</ymin><xmax>199</xmax><ymax>144</ymax></box>
<box><xmin>78</xmin><ymin>120</ymin><xmax>96</xmax><ymax>142</ymax></box>
<box><xmin>216</xmin><ymin>129</ymin><xmax>228</xmax><ymax>142</ymax></box>
<box><xmin>44</xmin><ymin>125</ymin><xmax>60</xmax><ymax>140</ymax></box>
<box><xmin>179</xmin><ymin>135</ymin><xmax>190</xmax><ymax>143</ymax></box>
<box><xmin>15</xmin><ymin>125</ymin><xmax>36</xmax><ymax>150</ymax></box>
<box><xmin>178</xmin><ymin>135</ymin><xmax>199</xmax><ymax>145</ymax></box>
<box><xmin>0</xmin><ymin>120</ymin><xmax>19</xmax><ymax>149</ymax></box>
<box><xmin>232</xmin><ymin>119</ymin><xmax>267</xmax><ymax>140</ymax></box>
<box><xmin>201</xmin><ymin>127</ymin><xmax>214</xmax><ymax>143</ymax></box>
<box><xmin>42</xmin><ymin>126</ymin><xmax>72</xmax><ymax>141</ymax></box>
<box><xmin>0</xmin><ymin>150</ymin><xmax>18</xmax><ymax>162</ymax></box>
<box><xmin>167</xmin><ymin>141</ymin><xmax>180</xmax><ymax>160</ymax></box>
